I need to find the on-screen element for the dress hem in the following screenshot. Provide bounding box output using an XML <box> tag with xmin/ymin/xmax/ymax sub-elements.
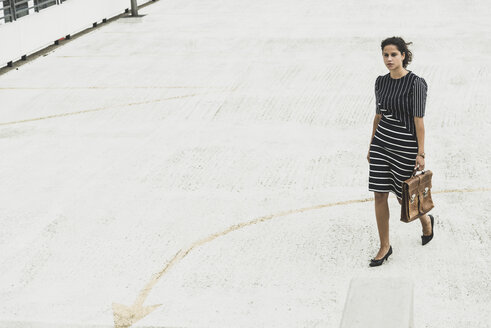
<box><xmin>368</xmin><ymin>188</ymin><xmax>402</xmax><ymax>200</ymax></box>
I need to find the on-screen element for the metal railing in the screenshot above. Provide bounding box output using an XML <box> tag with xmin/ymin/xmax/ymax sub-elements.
<box><xmin>0</xmin><ymin>0</ymin><xmax>68</xmax><ymax>24</ymax></box>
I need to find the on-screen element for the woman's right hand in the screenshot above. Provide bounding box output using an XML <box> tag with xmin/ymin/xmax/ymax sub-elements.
<box><xmin>367</xmin><ymin>149</ymin><xmax>370</xmax><ymax>163</ymax></box>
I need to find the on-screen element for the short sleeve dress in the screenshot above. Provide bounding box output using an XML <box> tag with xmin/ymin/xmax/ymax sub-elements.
<box><xmin>368</xmin><ymin>70</ymin><xmax>428</xmax><ymax>199</ymax></box>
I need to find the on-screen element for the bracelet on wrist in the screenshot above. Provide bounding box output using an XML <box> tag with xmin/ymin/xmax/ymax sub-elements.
<box><xmin>417</xmin><ymin>152</ymin><xmax>425</xmax><ymax>158</ymax></box>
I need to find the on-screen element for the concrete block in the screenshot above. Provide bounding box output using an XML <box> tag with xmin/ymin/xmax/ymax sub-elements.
<box><xmin>340</xmin><ymin>277</ymin><xmax>414</xmax><ymax>328</ymax></box>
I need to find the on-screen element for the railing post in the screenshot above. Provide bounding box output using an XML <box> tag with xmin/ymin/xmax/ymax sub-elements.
<box><xmin>130</xmin><ymin>0</ymin><xmax>138</xmax><ymax>16</ymax></box>
<box><xmin>11</xmin><ymin>0</ymin><xmax>17</xmax><ymax>21</ymax></box>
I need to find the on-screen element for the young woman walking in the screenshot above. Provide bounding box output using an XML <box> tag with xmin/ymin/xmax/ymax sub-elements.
<box><xmin>367</xmin><ymin>36</ymin><xmax>434</xmax><ymax>267</ymax></box>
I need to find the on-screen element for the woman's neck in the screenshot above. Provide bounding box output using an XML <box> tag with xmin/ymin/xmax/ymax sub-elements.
<box><xmin>390</xmin><ymin>68</ymin><xmax>409</xmax><ymax>79</ymax></box>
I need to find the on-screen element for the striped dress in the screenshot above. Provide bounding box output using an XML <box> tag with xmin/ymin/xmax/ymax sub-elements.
<box><xmin>368</xmin><ymin>70</ymin><xmax>428</xmax><ymax>199</ymax></box>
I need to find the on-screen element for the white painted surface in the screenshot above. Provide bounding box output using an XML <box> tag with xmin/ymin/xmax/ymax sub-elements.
<box><xmin>0</xmin><ymin>0</ymin><xmax>490</xmax><ymax>327</ymax></box>
<box><xmin>0</xmin><ymin>0</ymin><xmax>152</xmax><ymax>67</ymax></box>
<box><xmin>340</xmin><ymin>277</ymin><xmax>413</xmax><ymax>328</ymax></box>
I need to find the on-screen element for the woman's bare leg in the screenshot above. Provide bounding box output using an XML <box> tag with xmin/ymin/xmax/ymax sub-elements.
<box><xmin>374</xmin><ymin>192</ymin><xmax>391</xmax><ymax>260</ymax></box>
<box><xmin>419</xmin><ymin>213</ymin><xmax>432</xmax><ymax>235</ymax></box>
<box><xmin>396</xmin><ymin>197</ymin><xmax>432</xmax><ymax>235</ymax></box>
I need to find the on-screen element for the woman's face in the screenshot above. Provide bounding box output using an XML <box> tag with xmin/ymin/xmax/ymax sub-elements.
<box><xmin>382</xmin><ymin>45</ymin><xmax>405</xmax><ymax>70</ymax></box>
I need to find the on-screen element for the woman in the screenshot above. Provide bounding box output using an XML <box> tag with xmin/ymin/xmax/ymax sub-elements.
<box><xmin>367</xmin><ymin>36</ymin><xmax>434</xmax><ymax>267</ymax></box>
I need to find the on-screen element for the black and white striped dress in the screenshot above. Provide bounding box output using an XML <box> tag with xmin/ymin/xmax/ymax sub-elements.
<box><xmin>368</xmin><ymin>70</ymin><xmax>428</xmax><ymax>199</ymax></box>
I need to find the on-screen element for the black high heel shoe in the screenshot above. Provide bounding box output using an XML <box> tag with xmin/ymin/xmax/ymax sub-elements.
<box><xmin>369</xmin><ymin>245</ymin><xmax>392</xmax><ymax>267</ymax></box>
<box><xmin>422</xmin><ymin>214</ymin><xmax>434</xmax><ymax>245</ymax></box>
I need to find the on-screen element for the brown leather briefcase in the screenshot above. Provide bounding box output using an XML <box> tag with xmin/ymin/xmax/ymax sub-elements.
<box><xmin>401</xmin><ymin>170</ymin><xmax>435</xmax><ymax>222</ymax></box>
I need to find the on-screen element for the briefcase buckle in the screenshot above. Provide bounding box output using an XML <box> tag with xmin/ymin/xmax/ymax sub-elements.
<box><xmin>410</xmin><ymin>194</ymin><xmax>416</xmax><ymax>204</ymax></box>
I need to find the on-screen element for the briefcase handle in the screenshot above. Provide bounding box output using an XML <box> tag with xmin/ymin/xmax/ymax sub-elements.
<box><xmin>411</xmin><ymin>169</ymin><xmax>426</xmax><ymax>177</ymax></box>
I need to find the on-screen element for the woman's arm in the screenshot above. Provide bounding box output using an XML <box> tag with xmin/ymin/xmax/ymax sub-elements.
<box><xmin>414</xmin><ymin>116</ymin><xmax>425</xmax><ymax>170</ymax></box>
<box><xmin>367</xmin><ymin>114</ymin><xmax>382</xmax><ymax>162</ymax></box>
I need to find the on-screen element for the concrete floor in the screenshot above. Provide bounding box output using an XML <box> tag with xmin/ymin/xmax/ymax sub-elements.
<box><xmin>0</xmin><ymin>0</ymin><xmax>490</xmax><ymax>327</ymax></box>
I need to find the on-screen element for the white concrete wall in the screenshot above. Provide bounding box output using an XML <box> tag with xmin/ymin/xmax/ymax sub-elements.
<box><xmin>0</xmin><ymin>0</ymin><xmax>151</xmax><ymax>67</ymax></box>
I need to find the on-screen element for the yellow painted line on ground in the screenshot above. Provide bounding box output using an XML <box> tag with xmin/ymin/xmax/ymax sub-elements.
<box><xmin>0</xmin><ymin>93</ymin><xmax>200</xmax><ymax>127</ymax></box>
<box><xmin>112</xmin><ymin>187</ymin><xmax>491</xmax><ymax>328</ymax></box>
<box><xmin>0</xmin><ymin>86</ymin><xmax>229</xmax><ymax>90</ymax></box>
<box><xmin>433</xmin><ymin>187</ymin><xmax>491</xmax><ymax>194</ymax></box>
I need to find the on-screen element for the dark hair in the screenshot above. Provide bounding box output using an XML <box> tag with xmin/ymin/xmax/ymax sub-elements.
<box><xmin>381</xmin><ymin>37</ymin><xmax>413</xmax><ymax>68</ymax></box>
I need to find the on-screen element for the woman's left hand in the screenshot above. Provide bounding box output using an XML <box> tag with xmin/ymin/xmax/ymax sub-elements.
<box><xmin>415</xmin><ymin>155</ymin><xmax>425</xmax><ymax>171</ymax></box>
